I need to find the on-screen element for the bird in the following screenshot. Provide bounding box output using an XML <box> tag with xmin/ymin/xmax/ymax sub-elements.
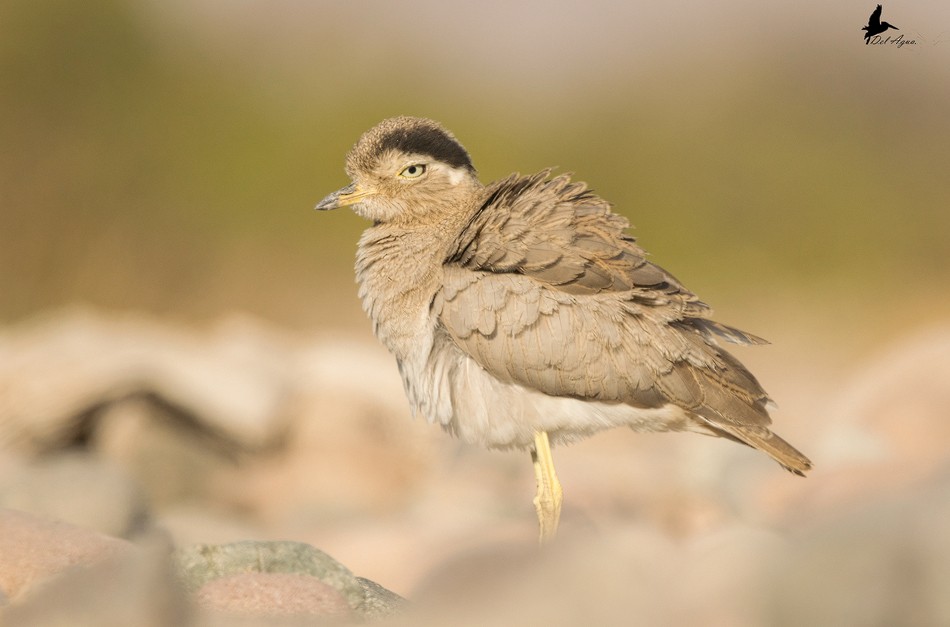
<box><xmin>863</xmin><ymin>4</ymin><xmax>899</xmax><ymax>44</ymax></box>
<box><xmin>315</xmin><ymin>116</ymin><xmax>811</xmax><ymax>543</ymax></box>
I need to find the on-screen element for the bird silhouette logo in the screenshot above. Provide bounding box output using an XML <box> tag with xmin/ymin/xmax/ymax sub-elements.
<box><xmin>862</xmin><ymin>4</ymin><xmax>899</xmax><ymax>44</ymax></box>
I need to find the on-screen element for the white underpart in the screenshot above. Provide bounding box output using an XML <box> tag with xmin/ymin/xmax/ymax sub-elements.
<box><xmin>401</xmin><ymin>329</ymin><xmax>706</xmax><ymax>450</ymax></box>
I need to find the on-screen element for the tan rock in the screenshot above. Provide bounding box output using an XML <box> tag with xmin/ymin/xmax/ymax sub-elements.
<box><xmin>0</xmin><ymin>508</ymin><xmax>132</xmax><ymax>601</ymax></box>
<box><xmin>0</xmin><ymin>452</ymin><xmax>148</xmax><ymax>538</ymax></box>
<box><xmin>195</xmin><ymin>572</ymin><xmax>351</xmax><ymax>619</ymax></box>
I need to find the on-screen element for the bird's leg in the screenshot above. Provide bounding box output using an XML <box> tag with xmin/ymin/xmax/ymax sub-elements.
<box><xmin>531</xmin><ymin>430</ymin><xmax>563</xmax><ymax>544</ymax></box>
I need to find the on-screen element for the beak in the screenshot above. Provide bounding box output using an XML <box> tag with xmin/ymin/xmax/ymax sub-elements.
<box><xmin>315</xmin><ymin>183</ymin><xmax>374</xmax><ymax>211</ymax></box>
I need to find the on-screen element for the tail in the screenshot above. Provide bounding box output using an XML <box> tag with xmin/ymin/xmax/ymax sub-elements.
<box><xmin>667</xmin><ymin>338</ymin><xmax>813</xmax><ymax>476</ymax></box>
<box><xmin>736</xmin><ymin>428</ymin><xmax>812</xmax><ymax>476</ymax></box>
<box><xmin>703</xmin><ymin>420</ymin><xmax>813</xmax><ymax>476</ymax></box>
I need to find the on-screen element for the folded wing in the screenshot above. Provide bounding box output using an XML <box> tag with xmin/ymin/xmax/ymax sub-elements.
<box><xmin>434</xmin><ymin>172</ymin><xmax>811</xmax><ymax>474</ymax></box>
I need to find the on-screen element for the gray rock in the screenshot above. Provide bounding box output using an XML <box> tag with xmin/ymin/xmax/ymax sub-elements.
<box><xmin>357</xmin><ymin>576</ymin><xmax>410</xmax><ymax>619</ymax></box>
<box><xmin>176</xmin><ymin>541</ymin><xmax>407</xmax><ymax>621</ymax></box>
<box><xmin>176</xmin><ymin>541</ymin><xmax>365</xmax><ymax>613</ymax></box>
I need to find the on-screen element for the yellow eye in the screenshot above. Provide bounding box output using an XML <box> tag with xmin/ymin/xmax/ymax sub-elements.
<box><xmin>399</xmin><ymin>164</ymin><xmax>426</xmax><ymax>179</ymax></box>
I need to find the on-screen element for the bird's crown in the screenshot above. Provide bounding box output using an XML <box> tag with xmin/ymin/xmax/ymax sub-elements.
<box><xmin>346</xmin><ymin>116</ymin><xmax>474</xmax><ymax>177</ymax></box>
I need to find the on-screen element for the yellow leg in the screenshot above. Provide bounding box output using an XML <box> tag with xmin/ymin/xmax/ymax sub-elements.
<box><xmin>531</xmin><ymin>430</ymin><xmax>563</xmax><ymax>544</ymax></box>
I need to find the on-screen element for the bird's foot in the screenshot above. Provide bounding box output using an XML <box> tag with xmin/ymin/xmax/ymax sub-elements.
<box><xmin>531</xmin><ymin>430</ymin><xmax>563</xmax><ymax>545</ymax></box>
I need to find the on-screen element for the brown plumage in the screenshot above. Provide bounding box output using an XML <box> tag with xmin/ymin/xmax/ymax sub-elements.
<box><xmin>316</xmin><ymin>116</ymin><xmax>811</xmax><ymax>491</ymax></box>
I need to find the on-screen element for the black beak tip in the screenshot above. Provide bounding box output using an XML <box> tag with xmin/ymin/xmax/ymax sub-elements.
<box><xmin>315</xmin><ymin>183</ymin><xmax>357</xmax><ymax>211</ymax></box>
<box><xmin>314</xmin><ymin>198</ymin><xmax>336</xmax><ymax>211</ymax></box>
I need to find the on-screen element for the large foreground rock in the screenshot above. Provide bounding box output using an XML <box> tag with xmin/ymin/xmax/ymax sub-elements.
<box><xmin>177</xmin><ymin>540</ymin><xmax>407</xmax><ymax>622</ymax></box>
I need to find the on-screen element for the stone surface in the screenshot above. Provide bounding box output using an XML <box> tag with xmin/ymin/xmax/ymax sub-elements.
<box><xmin>176</xmin><ymin>541</ymin><xmax>366</xmax><ymax>613</ymax></box>
<box><xmin>2</xmin><ymin>310</ymin><xmax>949</xmax><ymax>626</ymax></box>
<box><xmin>90</xmin><ymin>397</ymin><xmax>239</xmax><ymax>508</ymax></box>
<box><xmin>0</xmin><ymin>537</ymin><xmax>190</xmax><ymax>627</ymax></box>
<box><xmin>0</xmin><ymin>508</ymin><xmax>133</xmax><ymax>601</ymax></box>
<box><xmin>0</xmin><ymin>452</ymin><xmax>148</xmax><ymax>538</ymax></box>
<box><xmin>0</xmin><ymin>308</ymin><xmax>291</xmax><ymax>453</ymax></box>
<box><xmin>408</xmin><ymin>530</ymin><xmax>675</xmax><ymax>627</ymax></box>
<box><xmin>751</xmin><ymin>327</ymin><xmax>950</xmax><ymax>526</ymax></box>
<box><xmin>195</xmin><ymin>572</ymin><xmax>352</xmax><ymax>620</ymax></box>
<box><xmin>357</xmin><ymin>575</ymin><xmax>411</xmax><ymax>619</ymax></box>
<box><xmin>764</xmin><ymin>469</ymin><xmax>950</xmax><ymax>626</ymax></box>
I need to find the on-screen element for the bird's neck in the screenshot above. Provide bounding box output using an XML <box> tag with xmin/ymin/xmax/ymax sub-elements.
<box><xmin>354</xmin><ymin>220</ymin><xmax>457</xmax><ymax>358</ymax></box>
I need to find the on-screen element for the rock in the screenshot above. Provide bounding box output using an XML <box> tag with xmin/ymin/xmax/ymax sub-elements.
<box><xmin>0</xmin><ymin>308</ymin><xmax>292</xmax><ymax>454</ymax></box>
<box><xmin>176</xmin><ymin>541</ymin><xmax>363</xmax><ymax>607</ymax></box>
<box><xmin>0</xmin><ymin>452</ymin><xmax>148</xmax><ymax>538</ymax></box>
<box><xmin>0</xmin><ymin>512</ymin><xmax>405</xmax><ymax>625</ymax></box>
<box><xmin>0</xmin><ymin>508</ymin><xmax>134</xmax><ymax>601</ymax></box>
<box><xmin>411</xmin><ymin>529</ymin><xmax>675</xmax><ymax>626</ymax></box>
<box><xmin>153</xmin><ymin>505</ymin><xmax>269</xmax><ymax>549</ymax></box>
<box><xmin>755</xmin><ymin>327</ymin><xmax>950</xmax><ymax>525</ymax></box>
<box><xmin>177</xmin><ymin>541</ymin><xmax>410</xmax><ymax>616</ymax></box>
<box><xmin>0</xmin><ymin>535</ymin><xmax>191</xmax><ymax>627</ymax></box>
<box><xmin>90</xmin><ymin>396</ymin><xmax>238</xmax><ymax>508</ymax></box>
<box><xmin>823</xmin><ymin>327</ymin><xmax>950</xmax><ymax>476</ymax></box>
<box><xmin>357</xmin><ymin>576</ymin><xmax>410</xmax><ymax>619</ymax></box>
<box><xmin>176</xmin><ymin>540</ymin><xmax>406</xmax><ymax>621</ymax></box>
<box><xmin>195</xmin><ymin>572</ymin><xmax>352</xmax><ymax>620</ymax></box>
<box><xmin>763</xmin><ymin>468</ymin><xmax>950</xmax><ymax>626</ymax></box>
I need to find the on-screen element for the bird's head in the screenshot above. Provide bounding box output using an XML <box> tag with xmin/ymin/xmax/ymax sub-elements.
<box><xmin>316</xmin><ymin>116</ymin><xmax>480</xmax><ymax>224</ymax></box>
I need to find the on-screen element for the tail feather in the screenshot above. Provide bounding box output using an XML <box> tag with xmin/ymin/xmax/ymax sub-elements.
<box><xmin>705</xmin><ymin>420</ymin><xmax>813</xmax><ymax>476</ymax></box>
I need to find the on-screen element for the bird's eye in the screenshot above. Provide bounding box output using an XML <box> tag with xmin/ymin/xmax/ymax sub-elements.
<box><xmin>399</xmin><ymin>164</ymin><xmax>427</xmax><ymax>179</ymax></box>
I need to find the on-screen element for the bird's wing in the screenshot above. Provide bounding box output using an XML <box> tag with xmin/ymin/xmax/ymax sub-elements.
<box><xmin>869</xmin><ymin>5</ymin><xmax>882</xmax><ymax>27</ymax></box>
<box><xmin>436</xmin><ymin>171</ymin><xmax>775</xmax><ymax>424</ymax></box>
<box><xmin>446</xmin><ymin>171</ymin><xmax>763</xmax><ymax>344</ymax></box>
<box><xmin>436</xmin><ymin>172</ymin><xmax>811</xmax><ymax>473</ymax></box>
<box><xmin>436</xmin><ymin>266</ymin><xmax>768</xmax><ymax>410</ymax></box>
<box><xmin>450</xmin><ymin>170</ymin><xmax>679</xmax><ymax>295</ymax></box>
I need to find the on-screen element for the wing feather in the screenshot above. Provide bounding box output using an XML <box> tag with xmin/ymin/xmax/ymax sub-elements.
<box><xmin>436</xmin><ymin>171</ymin><xmax>810</xmax><ymax>473</ymax></box>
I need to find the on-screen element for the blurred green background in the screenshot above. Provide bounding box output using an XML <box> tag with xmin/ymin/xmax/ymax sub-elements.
<box><xmin>2</xmin><ymin>0</ymin><xmax>949</xmax><ymax>336</ymax></box>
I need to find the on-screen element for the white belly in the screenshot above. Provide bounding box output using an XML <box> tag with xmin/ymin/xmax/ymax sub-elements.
<box><xmin>413</xmin><ymin>333</ymin><xmax>699</xmax><ymax>450</ymax></box>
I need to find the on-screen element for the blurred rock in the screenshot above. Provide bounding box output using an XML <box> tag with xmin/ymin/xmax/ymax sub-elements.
<box><xmin>407</xmin><ymin>529</ymin><xmax>676</xmax><ymax>627</ymax></box>
<box><xmin>176</xmin><ymin>541</ymin><xmax>362</xmax><ymax>606</ymax></box>
<box><xmin>0</xmin><ymin>452</ymin><xmax>148</xmax><ymax>538</ymax></box>
<box><xmin>155</xmin><ymin>505</ymin><xmax>271</xmax><ymax>549</ymax></box>
<box><xmin>0</xmin><ymin>508</ymin><xmax>133</xmax><ymax>601</ymax></box>
<box><xmin>226</xmin><ymin>337</ymin><xmax>439</xmax><ymax>522</ymax></box>
<box><xmin>0</xmin><ymin>308</ymin><xmax>292</xmax><ymax>453</ymax></box>
<box><xmin>357</xmin><ymin>575</ymin><xmax>410</xmax><ymax>619</ymax></box>
<box><xmin>764</xmin><ymin>468</ymin><xmax>950</xmax><ymax>626</ymax></box>
<box><xmin>1</xmin><ymin>534</ymin><xmax>191</xmax><ymax>627</ymax></box>
<box><xmin>675</xmin><ymin>524</ymin><xmax>788</xmax><ymax>626</ymax></box>
<box><xmin>824</xmin><ymin>327</ymin><xmax>950</xmax><ymax>474</ymax></box>
<box><xmin>177</xmin><ymin>540</ymin><xmax>406</xmax><ymax>621</ymax></box>
<box><xmin>91</xmin><ymin>396</ymin><xmax>238</xmax><ymax>508</ymax></box>
<box><xmin>398</xmin><ymin>467</ymin><xmax>950</xmax><ymax>627</ymax></box>
<box><xmin>0</xmin><ymin>308</ymin><xmax>437</xmax><ymax>522</ymax></box>
<box><xmin>195</xmin><ymin>573</ymin><xmax>352</xmax><ymax>621</ymax></box>
<box><xmin>754</xmin><ymin>327</ymin><xmax>950</xmax><ymax>524</ymax></box>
